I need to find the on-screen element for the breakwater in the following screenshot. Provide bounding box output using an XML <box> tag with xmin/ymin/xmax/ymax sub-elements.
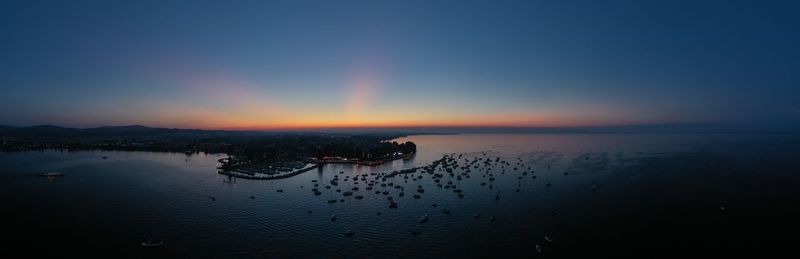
<box><xmin>218</xmin><ymin>163</ymin><xmax>321</xmax><ymax>180</ymax></box>
<box><xmin>218</xmin><ymin>152</ymin><xmax>416</xmax><ymax>180</ymax></box>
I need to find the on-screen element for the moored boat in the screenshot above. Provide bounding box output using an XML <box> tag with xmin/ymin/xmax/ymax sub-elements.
<box><xmin>40</xmin><ymin>172</ymin><xmax>65</xmax><ymax>177</ymax></box>
<box><xmin>141</xmin><ymin>240</ymin><xmax>164</xmax><ymax>248</ymax></box>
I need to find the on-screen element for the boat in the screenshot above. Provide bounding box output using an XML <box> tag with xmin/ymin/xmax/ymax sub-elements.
<box><xmin>419</xmin><ymin>214</ymin><xmax>429</xmax><ymax>223</ymax></box>
<box><xmin>141</xmin><ymin>240</ymin><xmax>164</xmax><ymax>248</ymax></box>
<box><xmin>40</xmin><ymin>172</ymin><xmax>65</xmax><ymax>177</ymax></box>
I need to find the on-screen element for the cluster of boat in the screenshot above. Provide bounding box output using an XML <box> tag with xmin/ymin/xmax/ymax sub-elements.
<box><xmin>39</xmin><ymin>151</ymin><xmax>591</xmax><ymax>252</ymax></box>
<box><xmin>286</xmin><ymin>151</ymin><xmax>591</xmax><ymax>253</ymax></box>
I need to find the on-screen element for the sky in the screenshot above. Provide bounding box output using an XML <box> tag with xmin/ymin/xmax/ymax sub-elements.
<box><xmin>1</xmin><ymin>0</ymin><xmax>799</xmax><ymax>130</ymax></box>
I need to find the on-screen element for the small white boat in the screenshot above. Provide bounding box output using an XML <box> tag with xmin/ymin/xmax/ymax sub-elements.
<box><xmin>419</xmin><ymin>214</ymin><xmax>429</xmax><ymax>223</ymax></box>
<box><xmin>41</xmin><ymin>172</ymin><xmax>65</xmax><ymax>177</ymax></box>
<box><xmin>141</xmin><ymin>240</ymin><xmax>164</xmax><ymax>248</ymax></box>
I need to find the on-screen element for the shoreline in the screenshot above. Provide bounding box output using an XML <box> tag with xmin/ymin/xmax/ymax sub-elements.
<box><xmin>218</xmin><ymin>163</ymin><xmax>322</xmax><ymax>180</ymax></box>
<box><xmin>218</xmin><ymin>152</ymin><xmax>417</xmax><ymax>180</ymax></box>
<box><xmin>317</xmin><ymin>151</ymin><xmax>416</xmax><ymax>166</ymax></box>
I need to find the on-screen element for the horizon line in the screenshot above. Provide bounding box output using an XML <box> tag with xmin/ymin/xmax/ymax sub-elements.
<box><xmin>3</xmin><ymin>122</ymin><xmax>798</xmax><ymax>134</ymax></box>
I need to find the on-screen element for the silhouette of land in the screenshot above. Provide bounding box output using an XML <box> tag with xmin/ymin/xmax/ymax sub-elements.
<box><xmin>0</xmin><ymin>125</ymin><xmax>417</xmax><ymax>170</ymax></box>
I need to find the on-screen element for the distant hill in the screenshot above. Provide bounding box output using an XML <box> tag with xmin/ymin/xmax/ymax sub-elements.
<box><xmin>0</xmin><ymin>124</ymin><xmax>416</xmax><ymax>155</ymax></box>
<box><xmin>0</xmin><ymin>125</ymin><xmax>238</xmax><ymax>138</ymax></box>
<box><xmin>83</xmin><ymin>125</ymin><xmax>212</xmax><ymax>136</ymax></box>
<box><xmin>0</xmin><ymin>124</ymin><xmax>366</xmax><ymax>139</ymax></box>
<box><xmin>1</xmin><ymin>123</ymin><xmax>796</xmax><ymax>137</ymax></box>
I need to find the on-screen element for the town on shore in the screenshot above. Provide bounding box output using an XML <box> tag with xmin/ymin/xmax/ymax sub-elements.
<box><xmin>0</xmin><ymin>125</ymin><xmax>418</xmax><ymax>180</ymax></box>
<box><xmin>217</xmin><ymin>148</ymin><xmax>417</xmax><ymax>180</ymax></box>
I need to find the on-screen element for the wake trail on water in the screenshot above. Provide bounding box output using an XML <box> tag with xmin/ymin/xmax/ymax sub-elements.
<box><xmin>170</xmin><ymin>185</ymin><xmax>217</xmax><ymax>201</ymax></box>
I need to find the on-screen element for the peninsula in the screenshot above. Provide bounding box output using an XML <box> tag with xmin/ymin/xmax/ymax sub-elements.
<box><xmin>0</xmin><ymin>125</ymin><xmax>418</xmax><ymax>179</ymax></box>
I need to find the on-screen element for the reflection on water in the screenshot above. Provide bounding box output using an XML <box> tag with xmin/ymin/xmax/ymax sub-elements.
<box><xmin>1</xmin><ymin>133</ymin><xmax>799</xmax><ymax>257</ymax></box>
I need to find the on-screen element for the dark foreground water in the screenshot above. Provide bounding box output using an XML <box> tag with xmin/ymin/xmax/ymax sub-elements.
<box><xmin>2</xmin><ymin>133</ymin><xmax>800</xmax><ymax>258</ymax></box>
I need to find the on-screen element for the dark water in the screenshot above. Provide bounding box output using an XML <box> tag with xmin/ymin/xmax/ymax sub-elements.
<box><xmin>2</xmin><ymin>133</ymin><xmax>800</xmax><ymax>258</ymax></box>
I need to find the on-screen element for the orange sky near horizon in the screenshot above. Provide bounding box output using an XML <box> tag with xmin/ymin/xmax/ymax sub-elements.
<box><xmin>109</xmin><ymin>101</ymin><xmax>657</xmax><ymax>130</ymax></box>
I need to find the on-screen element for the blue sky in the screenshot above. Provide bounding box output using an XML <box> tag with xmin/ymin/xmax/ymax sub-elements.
<box><xmin>1</xmin><ymin>0</ymin><xmax>798</xmax><ymax>129</ymax></box>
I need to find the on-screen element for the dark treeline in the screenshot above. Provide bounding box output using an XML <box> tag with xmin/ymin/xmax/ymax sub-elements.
<box><xmin>0</xmin><ymin>125</ymin><xmax>416</xmax><ymax>161</ymax></box>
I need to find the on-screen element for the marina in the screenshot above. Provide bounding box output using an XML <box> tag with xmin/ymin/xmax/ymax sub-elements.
<box><xmin>216</xmin><ymin>151</ymin><xmax>417</xmax><ymax>180</ymax></box>
<box><xmin>2</xmin><ymin>133</ymin><xmax>799</xmax><ymax>257</ymax></box>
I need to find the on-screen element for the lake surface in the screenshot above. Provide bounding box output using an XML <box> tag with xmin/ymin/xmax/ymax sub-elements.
<box><xmin>2</xmin><ymin>133</ymin><xmax>800</xmax><ymax>258</ymax></box>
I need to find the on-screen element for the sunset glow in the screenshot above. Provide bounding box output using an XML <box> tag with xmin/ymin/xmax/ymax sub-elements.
<box><xmin>3</xmin><ymin>1</ymin><xmax>800</xmax><ymax>257</ymax></box>
<box><xmin>1</xmin><ymin>1</ymin><xmax>798</xmax><ymax>130</ymax></box>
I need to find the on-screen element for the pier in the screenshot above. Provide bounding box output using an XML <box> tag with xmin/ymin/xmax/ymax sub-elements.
<box><xmin>218</xmin><ymin>163</ymin><xmax>321</xmax><ymax>180</ymax></box>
